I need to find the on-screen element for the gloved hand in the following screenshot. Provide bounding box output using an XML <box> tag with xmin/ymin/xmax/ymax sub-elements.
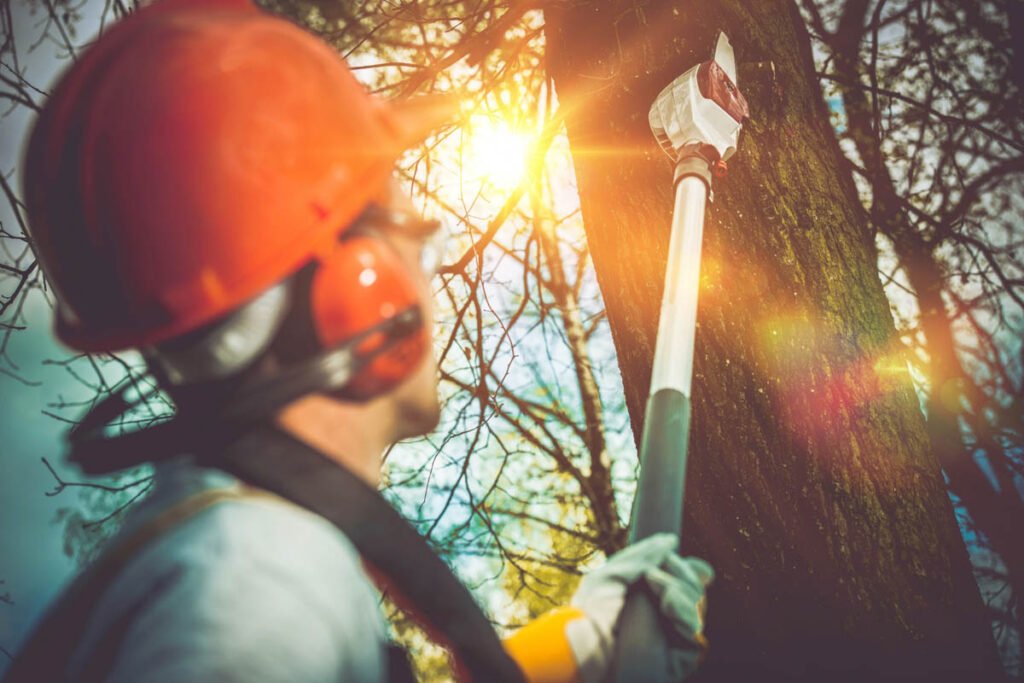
<box><xmin>503</xmin><ymin>533</ymin><xmax>713</xmax><ymax>683</ymax></box>
<box><xmin>566</xmin><ymin>533</ymin><xmax>713</xmax><ymax>683</ymax></box>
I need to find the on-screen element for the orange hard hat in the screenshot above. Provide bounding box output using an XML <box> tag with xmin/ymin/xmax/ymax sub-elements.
<box><xmin>24</xmin><ymin>0</ymin><xmax>453</xmax><ymax>352</ymax></box>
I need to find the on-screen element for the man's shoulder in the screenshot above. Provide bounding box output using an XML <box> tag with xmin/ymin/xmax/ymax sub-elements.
<box><xmin>114</xmin><ymin>458</ymin><xmax>363</xmax><ymax>583</ymax></box>
<box><xmin>68</xmin><ymin>464</ymin><xmax>389</xmax><ymax>682</ymax></box>
<box><xmin>156</xmin><ymin>491</ymin><xmax>364</xmax><ymax>579</ymax></box>
<box><xmin>111</xmin><ymin>471</ymin><xmax>383</xmax><ymax>622</ymax></box>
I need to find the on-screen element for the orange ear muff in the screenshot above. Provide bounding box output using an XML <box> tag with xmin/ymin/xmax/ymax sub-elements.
<box><xmin>310</xmin><ymin>235</ymin><xmax>427</xmax><ymax>400</ymax></box>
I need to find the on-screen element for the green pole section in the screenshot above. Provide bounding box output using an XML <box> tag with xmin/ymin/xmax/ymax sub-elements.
<box><xmin>630</xmin><ymin>389</ymin><xmax>691</xmax><ymax>541</ymax></box>
<box><xmin>612</xmin><ymin>389</ymin><xmax>692</xmax><ymax>682</ymax></box>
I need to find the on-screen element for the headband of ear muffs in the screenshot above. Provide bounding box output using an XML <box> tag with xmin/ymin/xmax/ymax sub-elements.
<box><xmin>145</xmin><ymin>282</ymin><xmax>293</xmax><ymax>387</ymax></box>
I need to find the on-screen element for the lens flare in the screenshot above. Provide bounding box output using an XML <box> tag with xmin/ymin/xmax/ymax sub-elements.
<box><xmin>463</xmin><ymin>117</ymin><xmax>531</xmax><ymax>191</ymax></box>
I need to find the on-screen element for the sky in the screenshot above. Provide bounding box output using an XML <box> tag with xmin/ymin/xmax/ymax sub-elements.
<box><xmin>0</xmin><ymin>295</ymin><xmax>93</xmax><ymax>663</ymax></box>
<box><xmin>0</xmin><ymin>1</ymin><xmax>109</xmax><ymax>667</ymax></box>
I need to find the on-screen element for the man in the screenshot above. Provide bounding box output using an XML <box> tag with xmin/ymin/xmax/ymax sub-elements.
<box><xmin>5</xmin><ymin>0</ymin><xmax>714</xmax><ymax>681</ymax></box>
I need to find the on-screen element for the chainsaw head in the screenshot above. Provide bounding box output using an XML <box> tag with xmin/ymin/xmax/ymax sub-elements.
<box><xmin>648</xmin><ymin>33</ymin><xmax>749</xmax><ymax>164</ymax></box>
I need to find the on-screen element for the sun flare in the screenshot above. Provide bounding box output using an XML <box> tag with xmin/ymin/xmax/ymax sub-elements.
<box><xmin>463</xmin><ymin>117</ymin><xmax>532</xmax><ymax>191</ymax></box>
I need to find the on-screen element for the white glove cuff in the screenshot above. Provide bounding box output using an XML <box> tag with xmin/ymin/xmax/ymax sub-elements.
<box><xmin>565</xmin><ymin>615</ymin><xmax>609</xmax><ymax>683</ymax></box>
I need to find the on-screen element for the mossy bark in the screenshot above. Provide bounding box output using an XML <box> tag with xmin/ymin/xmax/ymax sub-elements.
<box><xmin>544</xmin><ymin>1</ymin><xmax>1000</xmax><ymax>679</ymax></box>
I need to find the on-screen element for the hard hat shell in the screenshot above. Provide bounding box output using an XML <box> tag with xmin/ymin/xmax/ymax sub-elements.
<box><xmin>24</xmin><ymin>0</ymin><xmax>445</xmax><ymax>352</ymax></box>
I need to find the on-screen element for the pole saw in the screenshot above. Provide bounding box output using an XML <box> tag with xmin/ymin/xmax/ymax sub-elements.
<box><xmin>612</xmin><ymin>32</ymin><xmax>749</xmax><ymax>683</ymax></box>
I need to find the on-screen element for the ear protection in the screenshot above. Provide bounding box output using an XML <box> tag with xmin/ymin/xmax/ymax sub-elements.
<box><xmin>68</xmin><ymin>223</ymin><xmax>428</xmax><ymax>475</ymax></box>
<box><xmin>144</xmin><ymin>216</ymin><xmax>431</xmax><ymax>420</ymax></box>
<box><xmin>309</xmin><ymin>232</ymin><xmax>428</xmax><ymax>400</ymax></box>
<box><xmin>70</xmin><ymin>210</ymin><xmax>435</xmax><ymax>471</ymax></box>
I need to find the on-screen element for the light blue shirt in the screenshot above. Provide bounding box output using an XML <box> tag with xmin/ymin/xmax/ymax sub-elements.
<box><xmin>66</xmin><ymin>457</ymin><xmax>389</xmax><ymax>682</ymax></box>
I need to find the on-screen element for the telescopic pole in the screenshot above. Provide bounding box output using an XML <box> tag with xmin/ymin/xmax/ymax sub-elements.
<box><xmin>611</xmin><ymin>31</ymin><xmax>747</xmax><ymax>683</ymax></box>
<box><xmin>631</xmin><ymin>173</ymin><xmax>708</xmax><ymax>542</ymax></box>
<box><xmin>611</xmin><ymin>173</ymin><xmax>708</xmax><ymax>683</ymax></box>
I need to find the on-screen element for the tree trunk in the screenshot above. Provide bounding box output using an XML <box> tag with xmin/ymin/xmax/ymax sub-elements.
<box><xmin>827</xmin><ymin>3</ymin><xmax>1024</xmax><ymax>662</ymax></box>
<box><xmin>544</xmin><ymin>1</ymin><xmax>1001</xmax><ymax>680</ymax></box>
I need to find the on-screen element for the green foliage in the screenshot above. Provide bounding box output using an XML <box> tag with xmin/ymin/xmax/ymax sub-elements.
<box><xmin>501</xmin><ymin>526</ymin><xmax>585</xmax><ymax>623</ymax></box>
<box><xmin>385</xmin><ymin>599</ymin><xmax>455</xmax><ymax>683</ymax></box>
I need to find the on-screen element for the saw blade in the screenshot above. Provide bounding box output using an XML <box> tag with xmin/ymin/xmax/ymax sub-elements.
<box><xmin>713</xmin><ymin>32</ymin><xmax>737</xmax><ymax>85</ymax></box>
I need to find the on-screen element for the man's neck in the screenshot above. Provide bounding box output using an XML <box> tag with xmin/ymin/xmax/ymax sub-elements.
<box><xmin>274</xmin><ymin>393</ymin><xmax>395</xmax><ymax>486</ymax></box>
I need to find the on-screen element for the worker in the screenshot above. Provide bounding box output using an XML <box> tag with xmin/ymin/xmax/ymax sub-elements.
<box><xmin>4</xmin><ymin>0</ymin><xmax>714</xmax><ymax>681</ymax></box>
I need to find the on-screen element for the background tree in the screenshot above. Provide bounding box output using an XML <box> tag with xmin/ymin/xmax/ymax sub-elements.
<box><xmin>801</xmin><ymin>0</ymin><xmax>1024</xmax><ymax>667</ymax></box>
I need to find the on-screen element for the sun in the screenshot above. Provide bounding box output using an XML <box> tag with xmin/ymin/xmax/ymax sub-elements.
<box><xmin>463</xmin><ymin>117</ymin><xmax>532</xmax><ymax>192</ymax></box>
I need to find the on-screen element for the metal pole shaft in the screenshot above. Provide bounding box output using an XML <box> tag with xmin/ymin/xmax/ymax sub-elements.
<box><xmin>613</xmin><ymin>174</ymin><xmax>708</xmax><ymax>683</ymax></box>
<box><xmin>650</xmin><ymin>176</ymin><xmax>708</xmax><ymax>400</ymax></box>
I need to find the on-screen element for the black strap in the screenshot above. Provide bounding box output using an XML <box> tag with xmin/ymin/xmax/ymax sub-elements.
<box><xmin>386</xmin><ymin>645</ymin><xmax>418</xmax><ymax>683</ymax></box>
<box><xmin>207</xmin><ymin>426</ymin><xmax>525</xmax><ymax>683</ymax></box>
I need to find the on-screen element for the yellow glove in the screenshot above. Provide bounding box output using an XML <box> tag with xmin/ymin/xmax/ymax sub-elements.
<box><xmin>504</xmin><ymin>606</ymin><xmax>588</xmax><ymax>683</ymax></box>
